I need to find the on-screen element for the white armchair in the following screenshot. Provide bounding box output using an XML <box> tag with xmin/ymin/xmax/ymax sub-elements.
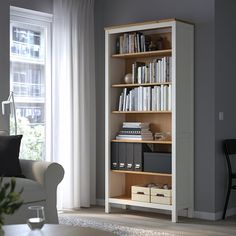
<box><xmin>4</xmin><ymin>159</ymin><xmax>64</xmax><ymax>225</ymax></box>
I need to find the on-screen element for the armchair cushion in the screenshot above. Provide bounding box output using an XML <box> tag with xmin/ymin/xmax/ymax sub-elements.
<box><xmin>3</xmin><ymin>177</ymin><xmax>46</xmax><ymax>203</ymax></box>
<box><xmin>0</xmin><ymin>135</ymin><xmax>24</xmax><ymax>177</ymax></box>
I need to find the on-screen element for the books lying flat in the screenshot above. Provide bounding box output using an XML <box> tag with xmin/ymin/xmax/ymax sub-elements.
<box><xmin>119</xmin><ymin>131</ymin><xmax>151</xmax><ymax>135</ymax></box>
<box><xmin>116</xmin><ymin>136</ymin><xmax>153</xmax><ymax>141</ymax></box>
<box><xmin>116</xmin><ymin>134</ymin><xmax>153</xmax><ymax>140</ymax></box>
<box><xmin>116</xmin><ymin>122</ymin><xmax>153</xmax><ymax>140</ymax></box>
<box><xmin>123</xmin><ymin>122</ymin><xmax>150</xmax><ymax>128</ymax></box>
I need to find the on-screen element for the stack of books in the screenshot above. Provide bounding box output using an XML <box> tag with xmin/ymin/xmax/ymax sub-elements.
<box><xmin>116</xmin><ymin>122</ymin><xmax>153</xmax><ymax>140</ymax></box>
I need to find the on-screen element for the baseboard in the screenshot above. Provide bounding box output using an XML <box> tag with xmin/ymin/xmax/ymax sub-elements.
<box><xmin>194</xmin><ymin>211</ymin><xmax>221</xmax><ymax>221</ymax></box>
<box><xmin>195</xmin><ymin>207</ymin><xmax>236</xmax><ymax>221</ymax></box>
<box><xmin>96</xmin><ymin>198</ymin><xmax>236</xmax><ymax>221</ymax></box>
<box><xmin>96</xmin><ymin>198</ymin><xmax>105</xmax><ymax>206</ymax></box>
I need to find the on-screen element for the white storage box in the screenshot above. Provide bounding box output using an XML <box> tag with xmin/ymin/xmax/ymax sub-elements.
<box><xmin>150</xmin><ymin>187</ymin><xmax>172</xmax><ymax>205</ymax></box>
<box><xmin>131</xmin><ymin>185</ymin><xmax>150</xmax><ymax>203</ymax></box>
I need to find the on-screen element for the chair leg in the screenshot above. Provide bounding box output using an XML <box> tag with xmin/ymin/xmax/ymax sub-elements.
<box><xmin>223</xmin><ymin>179</ymin><xmax>232</xmax><ymax>219</ymax></box>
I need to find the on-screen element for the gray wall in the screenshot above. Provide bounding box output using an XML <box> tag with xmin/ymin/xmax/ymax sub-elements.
<box><xmin>94</xmin><ymin>0</ymin><xmax>217</xmax><ymax>213</ymax></box>
<box><xmin>10</xmin><ymin>0</ymin><xmax>53</xmax><ymax>13</ymax></box>
<box><xmin>1</xmin><ymin>0</ymin><xmax>235</xmax><ymax>216</ymax></box>
<box><xmin>215</xmin><ymin>0</ymin><xmax>236</xmax><ymax>212</ymax></box>
<box><xmin>0</xmin><ymin>1</ymin><xmax>10</xmax><ymax>132</ymax></box>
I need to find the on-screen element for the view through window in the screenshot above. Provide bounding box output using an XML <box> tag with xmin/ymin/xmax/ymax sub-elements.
<box><xmin>10</xmin><ymin>7</ymin><xmax>52</xmax><ymax>160</ymax></box>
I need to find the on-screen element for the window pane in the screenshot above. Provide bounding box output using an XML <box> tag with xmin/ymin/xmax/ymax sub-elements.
<box><xmin>10</xmin><ymin>22</ymin><xmax>47</xmax><ymax>161</ymax></box>
<box><xmin>11</xmin><ymin>26</ymin><xmax>44</xmax><ymax>61</ymax></box>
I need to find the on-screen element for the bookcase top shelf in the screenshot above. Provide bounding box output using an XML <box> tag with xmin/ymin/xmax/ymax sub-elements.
<box><xmin>104</xmin><ymin>18</ymin><xmax>194</xmax><ymax>31</ymax></box>
<box><xmin>112</xmin><ymin>111</ymin><xmax>171</xmax><ymax>114</ymax></box>
<box><xmin>112</xmin><ymin>49</ymin><xmax>172</xmax><ymax>59</ymax></box>
<box><xmin>112</xmin><ymin>82</ymin><xmax>172</xmax><ymax>88</ymax></box>
<box><xmin>111</xmin><ymin>139</ymin><xmax>172</xmax><ymax>144</ymax></box>
<box><xmin>111</xmin><ymin>170</ymin><xmax>172</xmax><ymax>177</ymax></box>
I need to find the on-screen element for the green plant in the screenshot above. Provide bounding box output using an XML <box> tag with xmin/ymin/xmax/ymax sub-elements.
<box><xmin>10</xmin><ymin>117</ymin><xmax>45</xmax><ymax>160</ymax></box>
<box><xmin>0</xmin><ymin>177</ymin><xmax>23</xmax><ymax>226</ymax></box>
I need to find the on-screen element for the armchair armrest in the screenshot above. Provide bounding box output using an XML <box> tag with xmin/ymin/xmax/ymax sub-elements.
<box><xmin>20</xmin><ymin>159</ymin><xmax>64</xmax><ymax>188</ymax></box>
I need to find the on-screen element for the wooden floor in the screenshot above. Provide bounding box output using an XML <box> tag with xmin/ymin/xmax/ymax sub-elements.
<box><xmin>60</xmin><ymin>206</ymin><xmax>236</xmax><ymax>236</ymax></box>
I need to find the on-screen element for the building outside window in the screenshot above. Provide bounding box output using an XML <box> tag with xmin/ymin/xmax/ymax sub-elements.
<box><xmin>10</xmin><ymin>7</ymin><xmax>52</xmax><ymax>160</ymax></box>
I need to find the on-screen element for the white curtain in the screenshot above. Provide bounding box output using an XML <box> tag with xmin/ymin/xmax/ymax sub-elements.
<box><xmin>52</xmin><ymin>0</ymin><xmax>96</xmax><ymax>209</ymax></box>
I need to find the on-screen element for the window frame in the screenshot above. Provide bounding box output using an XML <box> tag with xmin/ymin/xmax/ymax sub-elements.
<box><xmin>10</xmin><ymin>6</ymin><xmax>52</xmax><ymax>161</ymax></box>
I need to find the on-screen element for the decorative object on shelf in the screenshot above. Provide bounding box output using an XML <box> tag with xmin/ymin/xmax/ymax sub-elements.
<box><xmin>0</xmin><ymin>177</ymin><xmax>23</xmax><ymax>233</ymax></box>
<box><xmin>156</xmin><ymin>37</ymin><xmax>164</xmax><ymax>50</ymax></box>
<box><xmin>154</xmin><ymin>131</ymin><xmax>171</xmax><ymax>141</ymax></box>
<box><xmin>1</xmin><ymin>91</ymin><xmax>17</xmax><ymax>135</ymax></box>
<box><xmin>148</xmin><ymin>41</ymin><xmax>157</xmax><ymax>51</ymax></box>
<box><xmin>123</xmin><ymin>73</ymin><xmax>132</xmax><ymax>84</ymax></box>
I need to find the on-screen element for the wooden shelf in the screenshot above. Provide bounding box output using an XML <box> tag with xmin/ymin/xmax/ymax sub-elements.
<box><xmin>112</xmin><ymin>82</ymin><xmax>172</xmax><ymax>88</ymax></box>
<box><xmin>109</xmin><ymin>196</ymin><xmax>172</xmax><ymax>210</ymax></box>
<box><xmin>112</xmin><ymin>111</ymin><xmax>171</xmax><ymax>114</ymax></box>
<box><xmin>112</xmin><ymin>49</ymin><xmax>172</xmax><ymax>59</ymax></box>
<box><xmin>111</xmin><ymin>139</ymin><xmax>172</xmax><ymax>144</ymax></box>
<box><xmin>111</xmin><ymin>170</ymin><xmax>171</xmax><ymax>177</ymax></box>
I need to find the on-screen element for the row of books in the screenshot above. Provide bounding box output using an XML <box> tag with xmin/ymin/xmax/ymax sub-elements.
<box><xmin>132</xmin><ymin>57</ymin><xmax>172</xmax><ymax>84</ymax></box>
<box><xmin>116</xmin><ymin>32</ymin><xmax>150</xmax><ymax>54</ymax></box>
<box><xmin>118</xmin><ymin>85</ymin><xmax>172</xmax><ymax>112</ymax></box>
<box><xmin>116</xmin><ymin>122</ymin><xmax>153</xmax><ymax>141</ymax></box>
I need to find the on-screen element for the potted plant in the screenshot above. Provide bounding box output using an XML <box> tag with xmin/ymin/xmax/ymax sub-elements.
<box><xmin>0</xmin><ymin>177</ymin><xmax>23</xmax><ymax>235</ymax></box>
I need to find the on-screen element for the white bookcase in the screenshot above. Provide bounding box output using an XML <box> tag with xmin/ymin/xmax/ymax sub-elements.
<box><xmin>105</xmin><ymin>19</ymin><xmax>194</xmax><ymax>222</ymax></box>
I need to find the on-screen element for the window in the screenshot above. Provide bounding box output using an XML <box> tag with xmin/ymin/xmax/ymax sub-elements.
<box><xmin>10</xmin><ymin>7</ymin><xmax>52</xmax><ymax>160</ymax></box>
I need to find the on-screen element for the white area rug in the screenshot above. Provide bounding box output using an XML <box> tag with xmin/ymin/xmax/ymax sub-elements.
<box><xmin>59</xmin><ymin>214</ymin><xmax>177</xmax><ymax>236</ymax></box>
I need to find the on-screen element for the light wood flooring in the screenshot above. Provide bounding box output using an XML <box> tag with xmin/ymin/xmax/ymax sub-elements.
<box><xmin>60</xmin><ymin>206</ymin><xmax>236</xmax><ymax>236</ymax></box>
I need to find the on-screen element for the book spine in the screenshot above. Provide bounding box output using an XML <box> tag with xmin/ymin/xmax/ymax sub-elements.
<box><xmin>132</xmin><ymin>63</ymin><xmax>135</xmax><ymax>84</ymax></box>
<box><xmin>123</xmin><ymin>88</ymin><xmax>127</xmax><ymax>111</ymax></box>
<box><xmin>161</xmin><ymin>85</ymin><xmax>164</xmax><ymax>111</ymax></box>
<box><xmin>157</xmin><ymin>86</ymin><xmax>161</xmax><ymax>111</ymax></box>
<box><xmin>168</xmin><ymin>84</ymin><xmax>172</xmax><ymax>111</ymax></box>
<box><xmin>118</xmin><ymin>93</ymin><xmax>123</xmax><ymax>111</ymax></box>
<box><xmin>148</xmin><ymin>86</ymin><xmax>151</xmax><ymax>111</ymax></box>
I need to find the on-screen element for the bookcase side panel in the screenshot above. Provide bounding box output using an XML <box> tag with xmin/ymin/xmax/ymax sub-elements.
<box><xmin>105</xmin><ymin>30</ymin><xmax>110</xmax><ymax>212</ymax></box>
<box><xmin>174</xmin><ymin>22</ymin><xmax>194</xmax><ymax>212</ymax></box>
<box><xmin>106</xmin><ymin>33</ymin><xmax>127</xmax><ymax>201</ymax></box>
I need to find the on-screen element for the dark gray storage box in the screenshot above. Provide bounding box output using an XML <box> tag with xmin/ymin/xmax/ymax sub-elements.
<box><xmin>143</xmin><ymin>152</ymin><xmax>171</xmax><ymax>174</ymax></box>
